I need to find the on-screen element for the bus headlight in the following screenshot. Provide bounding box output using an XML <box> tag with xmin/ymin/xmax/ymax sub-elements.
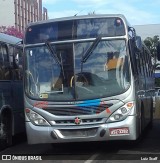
<box><xmin>107</xmin><ymin>102</ymin><xmax>134</xmax><ymax>123</ymax></box>
<box><xmin>25</xmin><ymin>108</ymin><xmax>50</xmax><ymax>126</ymax></box>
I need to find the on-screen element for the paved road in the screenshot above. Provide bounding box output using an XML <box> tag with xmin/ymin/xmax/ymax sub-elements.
<box><xmin>0</xmin><ymin>119</ymin><xmax>160</xmax><ymax>162</ymax></box>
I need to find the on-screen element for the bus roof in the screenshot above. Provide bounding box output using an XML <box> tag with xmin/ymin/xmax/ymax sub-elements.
<box><xmin>0</xmin><ymin>33</ymin><xmax>22</xmax><ymax>45</ymax></box>
<box><xmin>26</xmin><ymin>14</ymin><xmax>129</xmax><ymax>28</ymax></box>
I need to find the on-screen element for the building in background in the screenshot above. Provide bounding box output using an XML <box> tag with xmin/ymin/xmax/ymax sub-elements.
<box><xmin>0</xmin><ymin>0</ymin><xmax>48</xmax><ymax>33</ymax></box>
<box><xmin>134</xmin><ymin>24</ymin><xmax>160</xmax><ymax>40</ymax></box>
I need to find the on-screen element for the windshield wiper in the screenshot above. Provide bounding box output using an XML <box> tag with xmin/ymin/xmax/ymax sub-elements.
<box><xmin>81</xmin><ymin>36</ymin><xmax>101</xmax><ymax>63</ymax></box>
<box><xmin>45</xmin><ymin>40</ymin><xmax>65</xmax><ymax>79</ymax></box>
<box><xmin>45</xmin><ymin>40</ymin><xmax>61</xmax><ymax>65</ymax></box>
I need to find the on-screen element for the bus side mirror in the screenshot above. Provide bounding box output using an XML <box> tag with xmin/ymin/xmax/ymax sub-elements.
<box><xmin>157</xmin><ymin>43</ymin><xmax>160</xmax><ymax>61</ymax></box>
<box><xmin>135</xmin><ymin>36</ymin><xmax>142</xmax><ymax>51</ymax></box>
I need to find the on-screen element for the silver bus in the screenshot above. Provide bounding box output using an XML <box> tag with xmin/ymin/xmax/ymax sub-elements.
<box><xmin>23</xmin><ymin>14</ymin><xmax>154</xmax><ymax>144</ymax></box>
<box><xmin>0</xmin><ymin>33</ymin><xmax>24</xmax><ymax>149</ymax></box>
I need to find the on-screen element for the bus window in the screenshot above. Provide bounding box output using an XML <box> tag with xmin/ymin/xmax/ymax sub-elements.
<box><xmin>0</xmin><ymin>44</ymin><xmax>10</xmax><ymax>80</ymax></box>
<box><xmin>12</xmin><ymin>47</ymin><xmax>23</xmax><ymax>80</ymax></box>
<box><xmin>2</xmin><ymin>44</ymin><xmax>9</xmax><ymax>62</ymax></box>
<box><xmin>0</xmin><ymin>44</ymin><xmax>4</xmax><ymax>79</ymax></box>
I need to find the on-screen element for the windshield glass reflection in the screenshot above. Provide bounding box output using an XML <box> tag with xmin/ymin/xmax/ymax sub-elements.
<box><xmin>25</xmin><ymin>39</ymin><xmax>130</xmax><ymax>101</ymax></box>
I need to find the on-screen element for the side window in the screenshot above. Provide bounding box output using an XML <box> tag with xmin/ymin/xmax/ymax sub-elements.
<box><xmin>139</xmin><ymin>52</ymin><xmax>144</xmax><ymax>76</ymax></box>
<box><xmin>8</xmin><ymin>45</ymin><xmax>14</xmax><ymax>66</ymax></box>
<box><xmin>12</xmin><ymin>47</ymin><xmax>23</xmax><ymax>80</ymax></box>
<box><xmin>0</xmin><ymin>44</ymin><xmax>3</xmax><ymax>63</ymax></box>
<box><xmin>17</xmin><ymin>47</ymin><xmax>23</xmax><ymax>66</ymax></box>
<box><xmin>0</xmin><ymin>43</ymin><xmax>11</xmax><ymax>80</ymax></box>
<box><xmin>144</xmin><ymin>49</ymin><xmax>149</xmax><ymax>77</ymax></box>
<box><xmin>148</xmin><ymin>53</ymin><xmax>153</xmax><ymax>77</ymax></box>
<box><xmin>135</xmin><ymin>52</ymin><xmax>141</xmax><ymax>74</ymax></box>
<box><xmin>2</xmin><ymin>44</ymin><xmax>10</xmax><ymax>80</ymax></box>
<box><xmin>146</xmin><ymin>51</ymin><xmax>151</xmax><ymax>77</ymax></box>
<box><xmin>2</xmin><ymin>44</ymin><xmax>9</xmax><ymax>62</ymax></box>
<box><xmin>128</xmin><ymin>39</ymin><xmax>138</xmax><ymax>75</ymax></box>
<box><xmin>0</xmin><ymin>44</ymin><xmax>4</xmax><ymax>80</ymax></box>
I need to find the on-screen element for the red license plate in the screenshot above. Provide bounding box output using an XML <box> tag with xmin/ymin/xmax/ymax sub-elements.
<box><xmin>109</xmin><ymin>127</ymin><xmax>129</xmax><ymax>136</ymax></box>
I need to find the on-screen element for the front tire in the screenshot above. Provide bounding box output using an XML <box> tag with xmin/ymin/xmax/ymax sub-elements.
<box><xmin>0</xmin><ymin>116</ymin><xmax>12</xmax><ymax>150</ymax></box>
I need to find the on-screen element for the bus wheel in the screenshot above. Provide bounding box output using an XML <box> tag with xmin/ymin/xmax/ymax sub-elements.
<box><xmin>0</xmin><ymin>116</ymin><xmax>12</xmax><ymax>150</ymax></box>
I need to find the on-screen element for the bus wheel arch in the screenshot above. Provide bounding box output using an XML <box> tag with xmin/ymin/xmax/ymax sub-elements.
<box><xmin>0</xmin><ymin>106</ymin><xmax>13</xmax><ymax>149</ymax></box>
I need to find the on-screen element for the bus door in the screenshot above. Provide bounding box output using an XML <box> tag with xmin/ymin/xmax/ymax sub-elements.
<box><xmin>0</xmin><ymin>43</ymin><xmax>13</xmax><ymax>109</ymax></box>
<box><xmin>11</xmin><ymin>48</ymin><xmax>25</xmax><ymax>134</ymax></box>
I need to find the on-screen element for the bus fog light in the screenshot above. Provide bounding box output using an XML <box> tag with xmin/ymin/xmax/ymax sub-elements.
<box><xmin>114</xmin><ymin>114</ymin><xmax>121</xmax><ymax>120</ymax></box>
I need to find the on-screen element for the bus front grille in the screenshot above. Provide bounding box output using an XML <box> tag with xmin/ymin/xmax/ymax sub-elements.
<box><xmin>43</xmin><ymin>104</ymin><xmax>113</xmax><ymax>116</ymax></box>
<box><xmin>54</xmin><ymin>118</ymin><xmax>102</xmax><ymax>125</ymax></box>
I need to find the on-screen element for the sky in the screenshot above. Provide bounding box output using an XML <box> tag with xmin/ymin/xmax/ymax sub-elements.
<box><xmin>42</xmin><ymin>0</ymin><xmax>160</xmax><ymax>25</ymax></box>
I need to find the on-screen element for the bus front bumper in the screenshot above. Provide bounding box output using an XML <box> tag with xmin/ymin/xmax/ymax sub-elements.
<box><xmin>26</xmin><ymin>115</ymin><xmax>139</xmax><ymax>144</ymax></box>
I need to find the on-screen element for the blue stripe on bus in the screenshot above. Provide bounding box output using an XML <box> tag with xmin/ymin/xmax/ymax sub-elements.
<box><xmin>77</xmin><ymin>99</ymin><xmax>101</xmax><ymax>107</ymax></box>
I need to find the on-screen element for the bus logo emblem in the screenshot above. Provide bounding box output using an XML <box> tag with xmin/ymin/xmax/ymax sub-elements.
<box><xmin>74</xmin><ymin>117</ymin><xmax>81</xmax><ymax>125</ymax></box>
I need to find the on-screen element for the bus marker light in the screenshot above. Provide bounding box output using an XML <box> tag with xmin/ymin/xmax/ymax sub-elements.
<box><xmin>109</xmin><ymin>127</ymin><xmax>129</xmax><ymax>136</ymax></box>
<box><xmin>126</xmin><ymin>102</ymin><xmax>134</xmax><ymax>108</ymax></box>
<box><xmin>106</xmin><ymin>108</ymin><xmax>111</xmax><ymax>114</ymax></box>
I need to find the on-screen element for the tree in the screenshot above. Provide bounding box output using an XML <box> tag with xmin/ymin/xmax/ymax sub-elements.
<box><xmin>144</xmin><ymin>35</ymin><xmax>160</xmax><ymax>87</ymax></box>
<box><xmin>144</xmin><ymin>35</ymin><xmax>159</xmax><ymax>58</ymax></box>
<box><xmin>144</xmin><ymin>35</ymin><xmax>160</xmax><ymax>67</ymax></box>
<box><xmin>0</xmin><ymin>26</ymin><xmax>23</xmax><ymax>39</ymax></box>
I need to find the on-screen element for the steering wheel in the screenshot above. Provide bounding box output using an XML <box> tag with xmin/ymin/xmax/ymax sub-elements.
<box><xmin>70</xmin><ymin>73</ymin><xmax>89</xmax><ymax>87</ymax></box>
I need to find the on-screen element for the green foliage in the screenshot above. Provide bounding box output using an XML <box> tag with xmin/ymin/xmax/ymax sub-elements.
<box><xmin>144</xmin><ymin>35</ymin><xmax>160</xmax><ymax>68</ymax></box>
<box><xmin>144</xmin><ymin>35</ymin><xmax>159</xmax><ymax>58</ymax></box>
<box><xmin>0</xmin><ymin>26</ymin><xmax>23</xmax><ymax>39</ymax></box>
<box><xmin>144</xmin><ymin>35</ymin><xmax>160</xmax><ymax>87</ymax></box>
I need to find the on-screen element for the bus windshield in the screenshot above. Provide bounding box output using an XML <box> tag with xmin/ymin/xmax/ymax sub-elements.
<box><xmin>25</xmin><ymin>17</ymin><xmax>125</xmax><ymax>44</ymax></box>
<box><xmin>25</xmin><ymin>39</ymin><xmax>130</xmax><ymax>101</ymax></box>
